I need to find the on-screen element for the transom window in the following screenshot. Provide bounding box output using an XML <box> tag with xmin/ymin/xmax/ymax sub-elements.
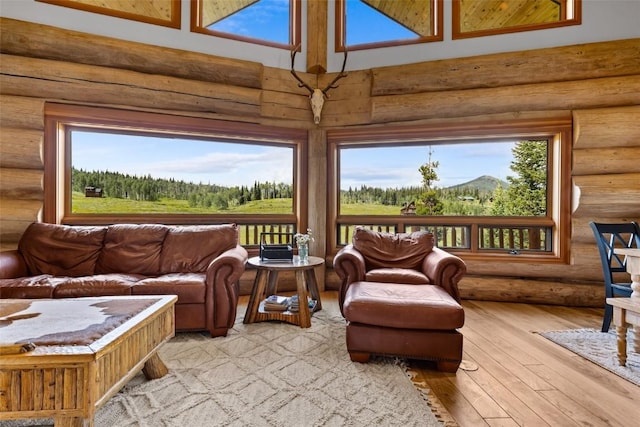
<box><xmin>44</xmin><ymin>104</ymin><xmax>308</xmax><ymax>248</ymax></box>
<box><xmin>191</xmin><ymin>0</ymin><xmax>301</xmax><ymax>49</ymax></box>
<box><xmin>336</xmin><ymin>0</ymin><xmax>443</xmax><ymax>51</ymax></box>
<box><xmin>453</xmin><ymin>0</ymin><xmax>582</xmax><ymax>39</ymax></box>
<box><xmin>328</xmin><ymin>117</ymin><xmax>572</xmax><ymax>262</ymax></box>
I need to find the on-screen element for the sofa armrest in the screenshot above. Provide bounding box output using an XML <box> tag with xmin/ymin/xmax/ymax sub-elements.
<box><xmin>421</xmin><ymin>247</ymin><xmax>466</xmax><ymax>303</ymax></box>
<box><xmin>333</xmin><ymin>244</ymin><xmax>366</xmax><ymax>313</ymax></box>
<box><xmin>0</xmin><ymin>250</ymin><xmax>28</xmax><ymax>279</ymax></box>
<box><xmin>205</xmin><ymin>245</ymin><xmax>249</xmax><ymax>337</ymax></box>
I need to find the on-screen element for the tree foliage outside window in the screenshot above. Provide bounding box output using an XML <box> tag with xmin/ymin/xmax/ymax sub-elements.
<box><xmin>416</xmin><ymin>147</ymin><xmax>444</xmax><ymax>215</ymax></box>
<box><xmin>338</xmin><ymin>140</ymin><xmax>548</xmax><ymax>217</ymax></box>
<box><xmin>490</xmin><ymin>141</ymin><xmax>547</xmax><ymax>216</ymax></box>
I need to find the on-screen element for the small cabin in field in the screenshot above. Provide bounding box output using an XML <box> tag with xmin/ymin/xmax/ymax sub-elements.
<box><xmin>84</xmin><ymin>186</ymin><xmax>102</xmax><ymax>198</ymax></box>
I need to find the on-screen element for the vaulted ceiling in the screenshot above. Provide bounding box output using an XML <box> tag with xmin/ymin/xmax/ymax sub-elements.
<box><xmin>36</xmin><ymin>0</ymin><xmax>566</xmax><ymax>74</ymax></box>
<box><xmin>46</xmin><ymin>0</ymin><xmax>564</xmax><ymax>39</ymax></box>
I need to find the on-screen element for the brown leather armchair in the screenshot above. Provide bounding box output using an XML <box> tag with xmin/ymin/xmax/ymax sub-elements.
<box><xmin>333</xmin><ymin>227</ymin><xmax>467</xmax><ymax>372</ymax></box>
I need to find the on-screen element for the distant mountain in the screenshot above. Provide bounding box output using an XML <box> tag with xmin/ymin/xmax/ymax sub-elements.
<box><xmin>445</xmin><ymin>175</ymin><xmax>508</xmax><ymax>193</ymax></box>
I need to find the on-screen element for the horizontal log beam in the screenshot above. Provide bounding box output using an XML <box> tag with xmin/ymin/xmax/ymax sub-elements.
<box><xmin>0</xmin><ymin>219</ymin><xmax>33</xmax><ymax>250</ymax></box>
<box><xmin>372</xmin><ymin>38</ymin><xmax>640</xmax><ymax>96</ymax></box>
<box><xmin>323</xmin><ymin>268</ymin><xmax>601</xmax><ymax>307</ymax></box>
<box><xmin>574</xmin><ymin>105</ymin><xmax>640</xmax><ymax>149</ymax></box>
<box><xmin>572</xmin><ymin>147</ymin><xmax>640</xmax><ymax>176</ymax></box>
<box><xmin>0</xmin><ymin>54</ymin><xmax>261</xmax><ymax>117</ymax></box>
<box><xmin>573</xmin><ymin>173</ymin><xmax>640</xmax><ymax>217</ymax></box>
<box><xmin>458</xmin><ymin>276</ymin><xmax>601</xmax><ymax>307</ymax></box>
<box><xmin>0</xmin><ymin>17</ymin><xmax>263</xmax><ymax>89</ymax></box>
<box><xmin>571</xmin><ymin>217</ymin><xmax>640</xmax><ymax>245</ymax></box>
<box><xmin>372</xmin><ymin>75</ymin><xmax>640</xmax><ymax>123</ymax></box>
<box><xmin>0</xmin><ymin>168</ymin><xmax>43</xmax><ymax>200</ymax></box>
<box><xmin>0</xmin><ymin>199</ymin><xmax>42</xmax><ymax>221</ymax></box>
<box><xmin>0</xmin><ymin>128</ymin><xmax>43</xmax><ymax>170</ymax></box>
<box><xmin>0</xmin><ymin>95</ymin><xmax>45</xmax><ymax>130</ymax></box>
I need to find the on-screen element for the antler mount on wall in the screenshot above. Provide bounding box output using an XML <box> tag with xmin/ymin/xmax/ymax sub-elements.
<box><xmin>290</xmin><ymin>47</ymin><xmax>348</xmax><ymax>125</ymax></box>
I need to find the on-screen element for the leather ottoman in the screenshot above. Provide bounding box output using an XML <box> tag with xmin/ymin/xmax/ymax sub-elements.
<box><xmin>342</xmin><ymin>281</ymin><xmax>465</xmax><ymax>372</ymax></box>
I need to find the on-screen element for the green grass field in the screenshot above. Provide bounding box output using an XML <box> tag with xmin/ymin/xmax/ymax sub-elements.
<box><xmin>72</xmin><ymin>192</ymin><xmax>293</xmax><ymax>214</ymax></box>
<box><xmin>72</xmin><ymin>193</ymin><xmax>486</xmax><ymax>216</ymax></box>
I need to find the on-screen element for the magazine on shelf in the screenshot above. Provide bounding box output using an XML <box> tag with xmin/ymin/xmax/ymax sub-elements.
<box><xmin>288</xmin><ymin>295</ymin><xmax>316</xmax><ymax>312</ymax></box>
<box><xmin>263</xmin><ymin>295</ymin><xmax>290</xmax><ymax>311</ymax></box>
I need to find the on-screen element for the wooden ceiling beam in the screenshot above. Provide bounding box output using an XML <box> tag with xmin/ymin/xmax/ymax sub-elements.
<box><xmin>306</xmin><ymin>0</ymin><xmax>327</xmax><ymax>74</ymax></box>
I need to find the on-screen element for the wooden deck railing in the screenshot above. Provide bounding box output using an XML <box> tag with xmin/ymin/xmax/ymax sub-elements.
<box><xmin>237</xmin><ymin>223</ymin><xmax>296</xmax><ymax>246</ymax></box>
<box><xmin>336</xmin><ymin>221</ymin><xmax>552</xmax><ymax>253</ymax></box>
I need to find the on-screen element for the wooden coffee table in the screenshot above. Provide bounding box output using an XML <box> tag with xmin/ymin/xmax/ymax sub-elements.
<box><xmin>0</xmin><ymin>295</ymin><xmax>177</xmax><ymax>426</ymax></box>
<box><xmin>244</xmin><ymin>256</ymin><xmax>323</xmax><ymax>328</ymax></box>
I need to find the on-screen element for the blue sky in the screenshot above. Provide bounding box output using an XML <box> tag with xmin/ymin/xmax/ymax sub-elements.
<box><xmin>72</xmin><ymin>1</ymin><xmax>516</xmax><ymax>191</ymax></box>
<box><xmin>339</xmin><ymin>142</ymin><xmax>515</xmax><ymax>189</ymax></box>
<box><xmin>72</xmin><ymin>132</ymin><xmax>293</xmax><ymax>187</ymax></box>
<box><xmin>209</xmin><ymin>0</ymin><xmax>418</xmax><ymax>46</ymax></box>
<box><xmin>72</xmin><ymin>131</ymin><xmax>515</xmax><ymax>190</ymax></box>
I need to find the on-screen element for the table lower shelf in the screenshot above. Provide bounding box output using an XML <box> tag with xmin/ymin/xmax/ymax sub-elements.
<box><xmin>253</xmin><ymin>299</ymin><xmax>319</xmax><ymax>326</ymax></box>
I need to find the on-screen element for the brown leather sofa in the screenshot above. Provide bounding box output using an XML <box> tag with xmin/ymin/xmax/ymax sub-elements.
<box><xmin>333</xmin><ymin>227</ymin><xmax>466</xmax><ymax>372</ymax></box>
<box><xmin>0</xmin><ymin>222</ymin><xmax>248</xmax><ymax>337</ymax></box>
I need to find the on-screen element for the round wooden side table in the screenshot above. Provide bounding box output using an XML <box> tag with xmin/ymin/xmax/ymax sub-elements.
<box><xmin>244</xmin><ymin>256</ymin><xmax>324</xmax><ymax>328</ymax></box>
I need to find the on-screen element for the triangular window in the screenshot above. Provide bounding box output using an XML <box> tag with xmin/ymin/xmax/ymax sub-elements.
<box><xmin>192</xmin><ymin>0</ymin><xmax>300</xmax><ymax>49</ymax></box>
<box><xmin>337</xmin><ymin>0</ymin><xmax>442</xmax><ymax>51</ymax></box>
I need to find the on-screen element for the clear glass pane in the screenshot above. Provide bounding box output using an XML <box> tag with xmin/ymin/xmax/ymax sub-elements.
<box><xmin>455</xmin><ymin>0</ymin><xmax>579</xmax><ymax>37</ymax></box>
<box><xmin>339</xmin><ymin>140</ymin><xmax>548</xmax><ymax>216</ymax></box>
<box><xmin>71</xmin><ymin>130</ymin><xmax>294</xmax><ymax>214</ymax></box>
<box><xmin>208</xmin><ymin>0</ymin><xmax>291</xmax><ymax>45</ymax></box>
<box><xmin>345</xmin><ymin>0</ymin><xmax>421</xmax><ymax>45</ymax></box>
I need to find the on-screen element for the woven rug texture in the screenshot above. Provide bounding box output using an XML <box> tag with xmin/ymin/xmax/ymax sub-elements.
<box><xmin>540</xmin><ymin>328</ymin><xmax>640</xmax><ymax>386</ymax></box>
<box><xmin>4</xmin><ymin>302</ymin><xmax>446</xmax><ymax>427</ymax></box>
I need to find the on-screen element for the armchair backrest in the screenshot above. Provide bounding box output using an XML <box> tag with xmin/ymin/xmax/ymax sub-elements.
<box><xmin>352</xmin><ymin>227</ymin><xmax>434</xmax><ymax>270</ymax></box>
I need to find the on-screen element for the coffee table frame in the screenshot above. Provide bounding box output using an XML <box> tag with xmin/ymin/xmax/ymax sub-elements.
<box><xmin>0</xmin><ymin>295</ymin><xmax>177</xmax><ymax>427</ymax></box>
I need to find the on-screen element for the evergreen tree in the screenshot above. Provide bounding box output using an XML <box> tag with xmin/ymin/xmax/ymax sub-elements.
<box><xmin>490</xmin><ymin>140</ymin><xmax>547</xmax><ymax>216</ymax></box>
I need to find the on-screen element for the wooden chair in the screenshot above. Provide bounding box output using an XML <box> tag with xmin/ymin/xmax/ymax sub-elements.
<box><xmin>589</xmin><ymin>221</ymin><xmax>640</xmax><ymax>332</ymax></box>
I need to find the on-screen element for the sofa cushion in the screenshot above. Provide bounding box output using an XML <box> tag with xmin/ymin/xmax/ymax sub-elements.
<box><xmin>52</xmin><ymin>274</ymin><xmax>142</xmax><ymax>298</ymax></box>
<box><xmin>0</xmin><ymin>275</ymin><xmax>57</xmax><ymax>299</ymax></box>
<box><xmin>18</xmin><ymin>222</ymin><xmax>107</xmax><ymax>277</ymax></box>
<box><xmin>159</xmin><ymin>224</ymin><xmax>239</xmax><ymax>273</ymax></box>
<box><xmin>96</xmin><ymin>224</ymin><xmax>169</xmax><ymax>275</ymax></box>
<box><xmin>352</xmin><ymin>228</ymin><xmax>434</xmax><ymax>270</ymax></box>
<box><xmin>133</xmin><ymin>273</ymin><xmax>206</xmax><ymax>304</ymax></box>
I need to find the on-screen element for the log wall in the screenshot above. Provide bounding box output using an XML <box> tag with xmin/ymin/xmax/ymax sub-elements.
<box><xmin>1</xmin><ymin>18</ymin><xmax>639</xmax><ymax>306</ymax></box>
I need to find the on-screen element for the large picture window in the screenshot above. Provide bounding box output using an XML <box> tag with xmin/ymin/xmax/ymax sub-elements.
<box><xmin>328</xmin><ymin>117</ymin><xmax>572</xmax><ymax>262</ymax></box>
<box><xmin>44</xmin><ymin>104</ymin><xmax>308</xmax><ymax>248</ymax></box>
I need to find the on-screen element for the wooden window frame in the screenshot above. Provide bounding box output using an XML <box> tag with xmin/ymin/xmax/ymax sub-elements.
<box><xmin>191</xmin><ymin>0</ymin><xmax>302</xmax><ymax>50</ymax></box>
<box><xmin>452</xmin><ymin>0</ymin><xmax>582</xmax><ymax>40</ymax></box>
<box><xmin>37</xmin><ymin>0</ymin><xmax>182</xmax><ymax>29</ymax></box>
<box><xmin>43</xmin><ymin>104</ymin><xmax>308</xmax><ymax>247</ymax></box>
<box><xmin>327</xmin><ymin>116</ymin><xmax>572</xmax><ymax>264</ymax></box>
<box><xmin>335</xmin><ymin>0</ymin><xmax>443</xmax><ymax>52</ymax></box>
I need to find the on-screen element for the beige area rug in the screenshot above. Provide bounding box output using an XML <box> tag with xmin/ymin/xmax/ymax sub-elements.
<box><xmin>5</xmin><ymin>302</ymin><xmax>449</xmax><ymax>426</ymax></box>
<box><xmin>540</xmin><ymin>328</ymin><xmax>640</xmax><ymax>386</ymax></box>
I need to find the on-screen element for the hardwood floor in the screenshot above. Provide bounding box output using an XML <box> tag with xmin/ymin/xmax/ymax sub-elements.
<box><xmin>241</xmin><ymin>291</ymin><xmax>639</xmax><ymax>426</ymax></box>
<box><xmin>411</xmin><ymin>299</ymin><xmax>640</xmax><ymax>427</ymax></box>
